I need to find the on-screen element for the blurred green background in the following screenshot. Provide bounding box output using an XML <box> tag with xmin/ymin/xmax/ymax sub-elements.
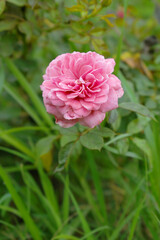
<box><xmin>0</xmin><ymin>0</ymin><xmax>160</xmax><ymax>239</ymax></box>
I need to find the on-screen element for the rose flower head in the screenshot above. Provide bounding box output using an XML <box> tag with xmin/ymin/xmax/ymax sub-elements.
<box><xmin>40</xmin><ymin>52</ymin><xmax>124</xmax><ymax>128</ymax></box>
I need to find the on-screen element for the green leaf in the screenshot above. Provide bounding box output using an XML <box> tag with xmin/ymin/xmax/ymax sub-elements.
<box><xmin>70</xmin><ymin>35</ymin><xmax>90</xmax><ymax>44</ymax></box>
<box><xmin>119</xmin><ymin>102</ymin><xmax>155</xmax><ymax>120</ymax></box>
<box><xmin>60</xmin><ymin>135</ymin><xmax>77</xmax><ymax>147</ymax></box>
<box><xmin>60</xmin><ymin>126</ymin><xmax>78</xmax><ymax>147</ymax></box>
<box><xmin>6</xmin><ymin>0</ymin><xmax>27</xmax><ymax>6</ymax></box>
<box><xmin>0</xmin><ymin>33</ymin><xmax>15</xmax><ymax>57</ymax></box>
<box><xmin>36</xmin><ymin>135</ymin><xmax>57</xmax><ymax>157</ymax></box>
<box><xmin>55</xmin><ymin>143</ymin><xmax>74</xmax><ymax>173</ymax></box>
<box><xmin>101</xmin><ymin>18</ymin><xmax>114</xmax><ymax>27</ymax></box>
<box><xmin>104</xmin><ymin>133</ymin><xmax>132</xmax><ymax>147</ymax></box>
<box><xmin>105</xmin><ymin>145</ymin><xmax>142</xmax><ymax>160</ymax></box>
<box><xmin>90</xmin><ymin>27</ymin><xmax>105</xmax><ymax>36</ymax></box>
<box><xmin>57</xmin><ymin>142</ymin><xmax>81</xmax><ymax>171</ymax></box>
<box><xmin>67</xmin><ymin>5</ymin><xmax>85</xmax><ymax>12</ymax></box>
<box><xmin>59</xmin><ymin>126</ymin><xmax>78</xmax><ymax>135</ymax></box>
<box><xmin>111</xmin><ymin>113</ymin><xmax>121</xmax><ymax>131</ymax></box>
<box><xmin>92</xmin><ymin>127</ymin><xmax>115</xmax><ymax>138</ymax></box>
<box><xmin>80</xmin><ymin>132</ymin><xmax>104</xmax><ymax>150</ymax></box>
<box><xmin>91</xmin><ymin>38</ymin><xmax>108</xmax><ymax>54</ymax></box>
<box><xmin>118</xmin><ymin>71</ymin><xmax>138</xmax><ymax>103</ymax></box>
<box><xmin>117</xmin><ymin>138</ymin><xmax>129</xmax><ymax>155</ymax></box>
<box><xmin>127</xmin><ymin>117</ymin><xmax>150</xmax><ymax>134</ymax></box>
<box><xmin>0</xmin><ymin>0</ymin><xmax>5</xmax><ymax>15</ymax></box>
<box><xmin>132</xmin><ymin>137</ymin><xmax>152</xmax><ymax>160</ymax></box>
<box><xmin>18</xmin><ymin>21</ymin><xmax>32</xmax><ymax>40</ymax></box>
<box><xmin>108</xmin><ymin>109</ymin><xmax>118</xmax><ymax>124</ymax></box>
<box><xmin>0</xmin><ymin>59</ymin><xmax>5</xmax><ymax>93</ymax></box>
<box><xmin>101</xmin><ymin>0</ymin><xmax>112</xmax><ymax>7</ymax></box>
<box><xmin>0</xmin><ymin>20</ymin><xmax>17</xmax><ymax>32</ymax></box>
<box><xmin>58</xmin><ymin>143</ymin><xmax>73</xmax><ymax>165</ymax></box>
<box><xmin>71</xmin><ymin>21</ymin><xmax>92</xmax><ymax>33</ymax></box>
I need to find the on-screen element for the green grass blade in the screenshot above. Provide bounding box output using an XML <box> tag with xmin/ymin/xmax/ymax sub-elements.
<box><xmin>109</xmin><ymin>209</ymin><xmax>136</xmax><ymax>240</ymax></box>
<box><xmin>127</xmin><ymin>199</ymin><xmax>144</xmax><ymax>240</ymax></box>
<box><xmin>4</xmin><ymin>83</ymin><xmax>44</xmax><ymax>127</ymax></box>
<box><xmin>0</xmin><ymin>59</ymin><xmax>5</xmax><ymax>93</ymax></box>
<box><xmin>5</xmin><ymin>165</ymin><xmax>36</xmax><ymax>173</ymax></box>
<box><xmin>62</xmin><ymin>172</ymin><xmax>70</xmax><ymax>222</ymax></box>
<box><xmin>37</xmin><ymin>160</ymin><xmax>61</xmax><ymax>226</ymax></box>
<box><xmin>114</xmin><ymin>0</ymin><xmax>130</xmax><ymax>74</ymax></box>
<box><xmin>0</xmin><ymin>205</ymin><xmax>21</xmax><ymax>217</ymax></box>
<box><xmin>61</xmin><ymin>175</ymin><xmax>93</xmax><ymax>240</ymax></box>
<box><xmin>0</xmin><ymin>220</ymin><xmax>17</xmax><ymax>231</ymax></box>
<box><xmin>144</xmin><ymin>122</ymin><xmax>160</xmax><ymax>204</ymax></box>
<box><xmin>86</xmin><ymin>150</ymin><xmax>108</xmax><ymax>224</ymax></box>
<box><xmin>143</xmin><ymin>210</ymin><xmax>160</xmax><ymax>239</ymax></box>
<box><xmin>0</xmin><ymin>165</ymin><xmax>42</xmax><ymax>240</ymax></box>
<box><xmin>0</xmin><ymin>130</ymin><xmax>35</xmax><ymax>160</ymax></box>
<box><xmin>4</xmin><ymin>126</ymin><xmax>49</xmax><ymax>134</ymax></box>
<box><xmin>114</xmin><ymin>0</ymin><xmax>138</xmax><ymax>105</ymax></box>
<box><xmin>118</xmin><ymin>72</ymin><xmax>138</xmax><ymax>103</ymax></box>
<box><xmin>0</xmin><ymin>146</ymin><xmax>33</xmax><ymax>162</ymax></box>
<box><xmin>81</xmin><ymin>225</ymin><xmax>110</xmax><ymax>240</ymax></box>
<box><xmin>52</xmin><ymin>226</ymin><xmax>110</xmax><ymax>240</ymax></box>
<box><xmin>118</xmin><ymin>178</ymin><xmax>145</xmax><ymax>224</ymax></box>
<box><xmin>79</xmin><ymin>177</ymin><xmax>104</xmax><ymax>223</ymax></box>
<box><xmin>52</xmin><ymin>235</ymin><xmax>79</xmax><ymax>240</ymax></box>
<box><xmin>20</xmin><ymin>169</ymin><xmax>59</xmax><ymax>231</ymax></box>
<box><xmin>69</xmin><ymin>190</ymin><xmax>93</xmax><ymax>240</ymax></box>
<box><xmin>4</xmin><ymin>57</ymin><xmax>53</xmax><ymax>128</ymax></box>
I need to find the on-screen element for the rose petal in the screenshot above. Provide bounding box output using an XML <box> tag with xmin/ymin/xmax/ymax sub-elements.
<box><xmin>105</xmin><ymin>58</ymin><xmax>115</xmax><ymax>74</ymax></box>
<box><xmin>65</xmin><ymin>99</ymin><xmax>82</xmax><ymax>109</ymax></box>
<box><xmin>79</xmin><ymin>111</ymin><xmax>105</xmax><ymax>128</ymax></box>
<box><xmin>80</xmin><ymin>65</ymin><xmax>92</xmax><ymax>78</ymax></box>
<box><xmin>51</xmin><ymin>99</ymin><xmax>64</xmax><ymax>107</ymax></box>
<box><xmin>116</xmin><ymin>88</ymin><xmax>124</xmax><ymax>98</ymax></box>
<box><xmin>45</xmin><ymin>104</ymin><xmax>62</xmax><ymax>118</ymax></box>
<box><xmin>95</xmin><ymin>94</ymin><xmax>108</xmax><ymax>104</ymax></box>
<box><xmin>80</xmin><ymin>100</ymin><xmax>100</xmax><ymax>110</ymax></box>
<box><xmin>107</xmin><ymin>74</ymin><xmax>121</xmax><ymax>90</ymax></box>
<box><xmin>74</xmin><ymin>107</ymin><xmax>91</xmax><ymax>117</ymax></box>
<box><xmin>64</xmin><ymin>109</ymin><xmax>79</xmax><ymax>120</ymax></box>
<box><xmin>100</xmin><ymin>89</ymin><xmax>118</xmax><ymax>112</ymax></box>
<box><xmin>85</xmin><ymin>95</ymin><xmax>96</xmax><ymax>102</ymax></box>
<box><xmin>56</xmin><ymin>92</ymin><xmax>68</xmax><ymax>101</ymax></box>
<box><xmin>56</xmin><ymin>118</ymin><xmax>78</xmax><ymax>128</ymax></box>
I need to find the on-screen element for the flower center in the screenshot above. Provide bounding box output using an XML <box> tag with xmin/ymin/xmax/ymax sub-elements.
<box><xmin>75</xmin><ymin>76</ymin><xmax>85</xmax><ymax>84</ymax></box>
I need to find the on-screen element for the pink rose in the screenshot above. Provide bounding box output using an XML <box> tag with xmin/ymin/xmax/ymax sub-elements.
<box><xmin>40</xmin><ymin>51</ymin><xmax>124</xmax><ymax>128</ymax></box>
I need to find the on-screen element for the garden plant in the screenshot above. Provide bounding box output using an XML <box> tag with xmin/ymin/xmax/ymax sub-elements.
<box><xmin>0</xmin><ymin>0</ymin><xmax>160</xmax><ymax>239</ymax></box>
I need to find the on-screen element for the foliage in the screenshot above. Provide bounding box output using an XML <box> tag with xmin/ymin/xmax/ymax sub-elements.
<box><xmin>0</xmin><ymin>0</ymin><xmax>160</xmax><ymax>239</ymax></box>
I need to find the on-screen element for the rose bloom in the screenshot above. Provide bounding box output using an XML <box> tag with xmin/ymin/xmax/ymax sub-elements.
<box><xmin>41</xmin><ymin>51</ymin><xmax>124</xmax><ymax>128</ymax></box>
